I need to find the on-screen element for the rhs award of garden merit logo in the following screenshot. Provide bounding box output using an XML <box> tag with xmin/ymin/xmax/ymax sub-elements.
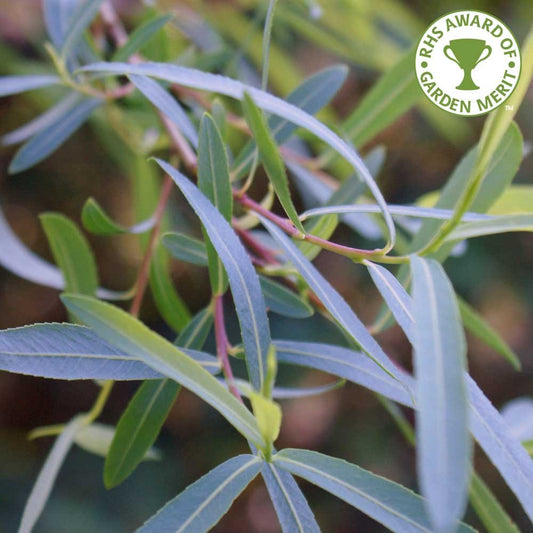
<box><xmin>415</xmin><ymin>10</ymin><xmax>521</xmax><ymax>116</ymax></box>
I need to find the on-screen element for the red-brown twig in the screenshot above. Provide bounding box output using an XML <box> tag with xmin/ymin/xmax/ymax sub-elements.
<box><xmin>214</xmin><ymin>295</ymin><xmax>243</xmax><ymax>402</ymax></box>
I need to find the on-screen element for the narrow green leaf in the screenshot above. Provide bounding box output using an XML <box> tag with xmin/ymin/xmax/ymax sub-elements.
<box><xmin>60</xmin><ymin>0</ymin><xmax>105</xmax><ymax>57</ymax></box>
<box><xmin>40</xmin><ymin>213</ymin><xmax>98</xmax><ymax>296</ymax></box>
<box><xmin>274</xmin><ymin>449</ymin><xmax>474</xmax><ymax>533</ymax></box>
<box><xmin>445</xmin><ymin>214</ymin><xmax>533</xmax><ymax>243</ymax></box>
<box><xmin>149</xmin><ymin>244</ymin><xmax>190</xmax><ymax>332</ymax></box>
<box><xmin>61</xmin><ymin>294</ymin><xmax>264</xmax><ymax>448</ymax></box>
<box><xmin>198</xmin><ymin>113</ymin><xmax>232</xmax><ymax>295</ymax></box>
<box><xmin>137</xmin><ymin>455</ymin><xmax>261</xmax><ymax>533</ymax></box>
<box><xmin>9</xmin><ymin>98</ymin><xmax>101</xmax><ymax>174</ymax></box>
<box><xmin>104</xmin><ymin>307</ymin><xmax>213</xmax><ymax>488</ymax></box>
<box><xmin>249</xmin><ymin>392</ymin><xmax>281</xmax><ymax>457</ymax></box>
<box><xmin>411</xmin><ymin>256</ymin><xmax>471</xmax><ymax>533</ymax></box>
<box><xmin>459</xmin><ymin>298</ymin><xmax>520</xmax><ymax>370</ymax></box>
<box><xmin>112</xmin><ymin>14</ymin><xmax>173</xmax><ymax>62</ymax></box>
<box><xmin>161</xmin><ymin>232</ymin><xmax>208</xmax><ymax>266</ymax></box>
<box><xmin>242</xmin><ymin>92</ymin><xmax>305</xmax><ymax>234</ymax></box>
<box><xmin>82</xmin><ymin>197</ymin><xmax>155</xmax><ymax>235</ymax></box>
<box><xmin>488</xmin><ymin>185</ymin><xmax>533</xmax><ymax>215</ymax></box>
<box><xmin>469</xmin><ymin>472</ymin><xmax>520</xmax><ymax>533</ymax></box>
<box><xmin>342</xmin><ymin>47</ymin><xmax>418</xmax><ymax>148</ymax></box>
<box><xmin>259</xmin><ymin>276</ymin><xmax>313</xmax><ymax>318</ymax></box>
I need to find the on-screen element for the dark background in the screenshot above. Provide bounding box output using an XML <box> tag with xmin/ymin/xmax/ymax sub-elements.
<box><xmin>0</xmin><ymin>1</ymin><xmax>532</xmax><ymax>531</ymax></box>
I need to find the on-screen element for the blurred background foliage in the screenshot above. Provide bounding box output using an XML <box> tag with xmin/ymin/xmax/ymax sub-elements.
<box><xmin>0</xmin><ymin>0</ymin><xmax>532</xmax><ymax>531</ymax></box>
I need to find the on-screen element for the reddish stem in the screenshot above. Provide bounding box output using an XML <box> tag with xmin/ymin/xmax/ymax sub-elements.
<box><xmin>214</xmin><ymin>295</ymin><xmax>243</xmax><ymax>402</ymax></box>
<box><xmin>129</xmin><ymin>175</ymin><xmax>173</xmax><ymax>317</ymax></box>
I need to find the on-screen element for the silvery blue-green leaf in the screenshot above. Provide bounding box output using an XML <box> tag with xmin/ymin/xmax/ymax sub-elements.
<box><xmin>445</xmin><ymin>214</ymin><xmax>533</xmax><ymax>243</ymax></box>
<box><xmin>234</xmin><ymin>65</ymin><xmax>349</xmax><ymax>177</ymax></box>
<box><xmin>365</xmin><ymin>261</ymin><xmax>415</xmax><ymax>342</ymax></box>
<box><xmin>112</xmin><ymin>14</ymin><xmax>173</xmax><ymax>62</ymax></box>
<box><xmin>105</xmin><ymin>306</ymin><xmax>212</xmax><ymax>489</ymax></box>
<box><xmin>260</xmin><ymin>276</ymin><xmax>313</xmax><ymax>318</ymax></box>
<box><xmin>41</xmin><ymin>213</ymin><xmax>98</xmax><ymax>296</ymax></box>
<box><xmin>411</xmin><ymin>256</ymin><xmax>471</xmax><ymax>533</ymax></box>
<box><xmin>74</xmin><ymin>422</ymin><xmax>160</xmax><ymax>461</ymax></box>
<box><xmin>350</xmin><ymin>258</ymin><xmax>533</xmax><ymax>521</ymax></box>
<box><xmin>261</xmin><ymin>462</ymin><xmax>320</xmax><ymax>533</ymax></box>
<box><xmin>467</xmin><ymin>376</ymin><xmax>533</xmax><ymax>522</ymax></box>
<box><xmin>81</xmin><ymin>197</ymin><xmax>156</xmax><ymax>235</ymax></box>
<box><xmin>9</xmin><ymin>97</ymin><xmax>101</xmax><ymax>174</ymax></box>
<box><xmin>260</xmin><ymin>217</ymin><xmax>403</xmax><ymax>384</ymax></box>
<box><xmin>301</xmin><ymin>204</ymin><xmax>491</xmax><ymax>222</ymax></box>
<box><xmin>274</xmin><ymin>340</ymin><xmax>411</xmax><ymax>406</ymax></box>
<box><xmin>18</xmin><ymin>415</ymin><xmax>84</xmax><ymax>533</ymax></box>
<box><xmin>161</xmin><ymin>232</ymin><xmax>208</xmax><ymax>266</ymax></box>
<box><xmin>154</xmin><ymin>159</ymin><xmax>271</xmax><ymax>392</ymax></box>
<box><xmin>0</xmin><ymin>323</ymin><xmax>220</xmax><ymax>380</ymax></box>
<box><xmin>0</xmin><ymin>207</ymin><xmax>125</xmax><ymax>300</ymax></box>
<box><xmin>61</xmin><ymin>295</ymin><xmax>264</xmax><ymax>448</ymax></box>
<box><xmin>500</xmin><ymin>397</ymin><xmax>533</xmax><ymax>442</ymax></box>
<box><xmin>2</xmin><ymin>93</ymin><xmax>80</xmax><ymax>146</ymax></box>
<box><xmin>60</xmin><ymin>0</ymin><xmax>105</xmax><ymax>57</ymax></box>
<box><xmin>274</xmin><ymin>449</ymin><xmax>474</xmax><ymax>533</ymax></box>
<box><xmin>43</xmin><ymin>0</ymin><xmax>78</xmax><ymax>48</ymax></box>
<box><xmin>129</xmin><ymin>75</ymin><xmax>198</xmax><ymax>148</ymax></box>
<box><xmin>137</xmin><ymin>455</ymin><xmax>261</xmax><ymax>533</ymax></box>
<box><xmin>80</xmin><ymin>61</ymin><xmax>396</xmax><ymax>250</ymax></box>
<box><xmin>230</xmin><ymin>377</ymin><xmax>343</xmax><ymax>400</ymax></box>
<box><xmin>0</xmin><ymin>75</ymin><xmax>60</xmax><ymax>98</ymax></box>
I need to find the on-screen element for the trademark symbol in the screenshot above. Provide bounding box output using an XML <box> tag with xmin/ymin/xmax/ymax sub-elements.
<box><xmin>505</xmin><ymin>105</ymin><xmax>514</xmax><ymax>111</ymax></box>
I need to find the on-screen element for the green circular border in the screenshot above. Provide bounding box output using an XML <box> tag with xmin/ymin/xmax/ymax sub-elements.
<box><xmin>414</xmin><ymin>9</ymin><xmax>522</xmax><ymax>117</ymax></box>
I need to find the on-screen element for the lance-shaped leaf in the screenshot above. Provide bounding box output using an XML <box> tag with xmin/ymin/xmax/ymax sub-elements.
<box><xmin>129</xmin><ymin>74</ymin><xmax>198</xmax><ymax>148</ymax></box>
<box><xmin>261</xmin><ymin>462</ymin><xmax>320</xmax><ymax>533</ymax></box>
<box><xmin>112</xmin><ymin>14</ymin><xmax>173</xmax><ymax>62</ymax></box>
<box><xmin>104</xmin><ymin>307</ymin><xmax>212</xmax><ymax>489</ymax></box>
<box><xmin>469</xmin><ymin>472</ymin><xmax>520</xmax><ymax>533</ymax></box>
<box><xmin>80</xmin><ymin>61</ymin><xmax>396</xmax><ymax>249</ymax></box>
<box><xmin>197</xmin><ymin>113</ymin><xmax>232</xmax><ymax>295</ymax></box>
<box><xmin>162</xmin><ymin>232</ymin><xmax>208</xmax><ymax>266</ymax></box>
<box><xmin>234</xmin><ymin>65</ymin><xmax>348</xmax><ymax>178</ymax></box>
<box><xmin>411</xmin><ymin>256</ymin><xmax>471</xmax><ymax>533</ymax></box>
<box><xmin>19</xmin><ymin>415</ymin><xmax>84</xmax><ymax>533</ymax></box>
<box><xmin>365</xmin><ymin>261</ymin><xmax>415</xmax><ymax>341</ymax></box>
<box><xmin>43</xmin><ymin>0</ymin><xmax>78</xmax><ymax>48</ymax></box>
<box><xmin>274</xmin><ymin>340</ymin><xmax>411</xmax><ymax>406</ymax></box>
<box><xmin>274</xmin><ymin>449</ymin><xmax>474</xmax><ymax>533</ymax></box>
<box><xmin>242</xmin><ymin>93</ymin><xmax>305</xmax><ymax>234</ymax></box>
<box><xmin>154</xmin><ymin>159</ymin><xmax>271</xmax><ymax>392</ymax></box>
<box><xmin>41</xmin><ymin>213</ymin><xmax>98</xmax><ymax>296</ymax></box>
<box><xmin>60</xmin><ymin>0</ymin><xmax>105</xmax><ymax>57</ymax></box>
<box><xmin>259</xmin><ymin>276</ymin><xmax>313</xmax><ymax>318</ymax></box>
<box><xmin>0</xmin><ymin>323</ymin><xmax>219</xmax><ymax>380</ymax></box>
<box><xmin>445</xmin><ymin>214</ymin><xmax>533</xmax><ymax>243</ymax></box>
<box><xmin>260</xmin><ymin>217</ymin><xmax>404</xmax><ymax>384</ymax></box>
<box><xmin>82</xmin><ymin>197</ymin><xmax>155</xmax><ymax>235</ymax></box>
<box><xmin>2</xmin><ymin>92</ymin><xmax>81</xmax><ymax>147</ymax></box>
<box><xmin>0</xmin><ymin>207</ymin><xmax>130</xmax><ymax>300</ymax></box>
<box><xmin>0</xmin><ymin>75</ymin><xmax>60</xmax><ymax>98</ymax></box>
<box><xmin>61</xmin><ymin>294</ymin><xmax>264</xmax><ymax>448</ymax></box>
<box><xmin>459</xmin><ymin>298</ymin><xmax>520</xmax><ymax>370</ymax></box>
<box><xmin>9</xmin><ymin>97</ymin><xmax>101</xmax><ymax>174</ymax></box>
<box><xmin>137</xmin><ymin>454</ymin><xmax>261</xmax><ymax>533</ymax></box>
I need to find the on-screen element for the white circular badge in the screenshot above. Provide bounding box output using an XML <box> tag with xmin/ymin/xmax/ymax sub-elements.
<box><xmin>415</xmin><ymin>10</ymin><xmax>521</xmax><ymax>116</ymax></box>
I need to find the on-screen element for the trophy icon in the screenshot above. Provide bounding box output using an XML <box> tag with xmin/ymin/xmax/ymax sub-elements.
<box><xmin>443</xmin><ymin>39</ymin><xmax>492</xmax><ymax>90</ymax></box>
